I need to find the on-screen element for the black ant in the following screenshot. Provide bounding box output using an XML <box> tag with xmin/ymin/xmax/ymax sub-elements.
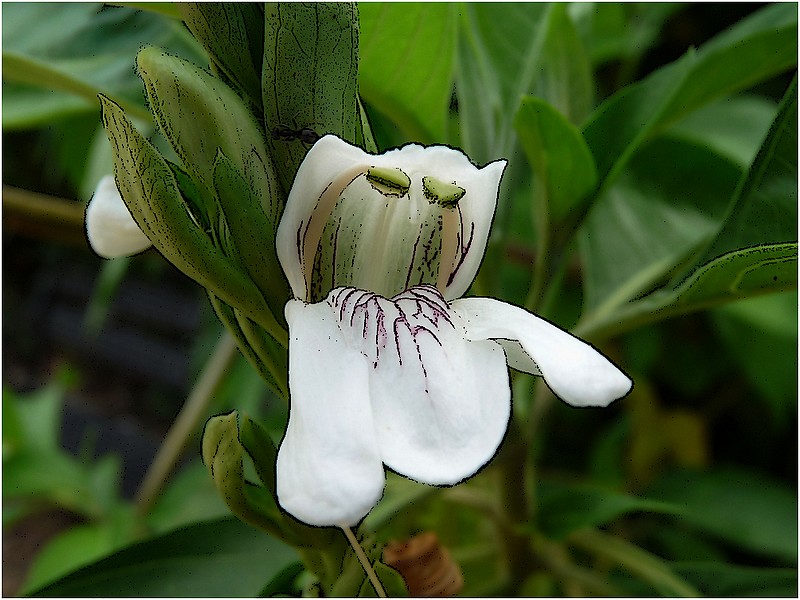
<box><xmin>271</xmin><ymin>124</ymin><xmax>321</xmax><ymax>146</ymax></box>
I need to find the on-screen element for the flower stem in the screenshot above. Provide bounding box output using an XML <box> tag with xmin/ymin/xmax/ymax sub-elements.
<box><xmin>135</xmin><ymin>332</ymin><xmax>239</xmax><ymax>515</ymax></box>
<box><xmin>342</xmin><ymin>527</ymin><xmax>387</xmax><ymax>598</ymax></box>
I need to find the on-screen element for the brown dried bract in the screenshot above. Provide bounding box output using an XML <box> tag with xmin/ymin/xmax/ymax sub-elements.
<box><xmin>383</xmin><ymin>532</ymin><xmax>464</xmax><ymax>597</ymax></box>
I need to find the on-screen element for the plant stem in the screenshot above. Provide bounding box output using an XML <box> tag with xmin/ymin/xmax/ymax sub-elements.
<box><xmin>135</xmin><ymin>332</ymin><xmax>239</xmax><ymax>515</ymax></box>
<box><xmin>342</xmin><ymin>527</ymin><xmax>387</xmax><ymax>598</ymax></box>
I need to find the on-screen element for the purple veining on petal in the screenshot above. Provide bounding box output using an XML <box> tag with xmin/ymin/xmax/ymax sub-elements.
<box><xmin>327</xmin><ymin>285</ymin><xmax>455</xmax><ymax>379</ymax></box>
<box><xmin>446</xmin><ymin>210</ymin><xmax>475</xmax><ymax>288</ymax></box>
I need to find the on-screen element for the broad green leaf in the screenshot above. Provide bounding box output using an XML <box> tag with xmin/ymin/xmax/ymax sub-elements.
<box><xmin>647</xmin><ymin>468</ymin><xmax>798</xmax><ymax>562</ymax></box>
<box><xmin>29</xmin><ymin>518</ymin><xmax>299</xmax><ymax>597</ymax></box>
<box><xmin>456</xmin><ymin>3</ymin><xmax>591</xmax><ymax>164</ymax></box>
<box><xmin>569</xmin><ymin>529</ymin><xmax>701</xmax><ymax>597</ymax></box>
<box><xmin>583</xmin><ymin>3</ymin><xmax>797</xmax><ymax>193</ymax></box>
<box><xmin>696</xmin><ymin>78</ymin><xmax>798</xmax><ymax>268</ymax></box>
<box><xmin>568</xmin><ymin>3</ymin><xmax>684</xmax><ymax>66</ymax></box>
<box><xmin>177</xmin><ymin>3</ymin><xmax>264</xmax><ymax>106</ymax></box>
<box><xmin>579</xmin><ymin>137</ymin><xmax>741</xmax><ymax>314</ymax></box>
<box><xmin>359</xmin><ymin>3</ymin><xmax>457</xmax><ymax>143</ymax></box>
<box><xmin>262</xmin><ymin>4</ymin><xmax>360</xmax><ymax>192</ymax></box>
<box><xmin>99</xmin><ymin>95</ymin><xmax>283</xmax><ymax>336</ymax></box>
<box><xmin>673</xmin><ymin>562</ymin><xmax>797</xmax><ymax>597</ymax></box>
<box><xmin>711</xmin><ymin>292</ymin><xmax>798</xmax><ymax>424</ymax></box>
<box><xmin>578</xmin><ymin>79</ymin><xmax>797</xmax><ymax>338</ymax></box>
<box><xmin>667</xmin><ymin>95</ymin><xmax>778</xmax><ymax>169</ymax></box>
<box><xmin>536</xmin><ymin>481</ymin><xmax>681</xmax><ymax>539</ymax></box>
<box><xmin>22</xmin><ymin>508</ymin><xmax>137</xmax><ymax>595</ymax></box>
<box><xmin>2</xmin><ymin>382</ymin><xmax>63</xmax><ymax>455</ymax></box>
<box><xmin>578</xmin><ymin>242</ymin><xmax>797</xmax><ymax>340</ymax></box>
<box><xmin>2</xmin><ymin>3</ymin><xmax>206</xmax><ymax>124</ymax></box>
<box><xmin>2</xmin><ymin>83</ymin><xmax>94</xmax><ymax>130</ymax></box>
<box><xmin>147</xmin><ymin>461</ymin><xmax>231</xmax><ymax>534</ymax></box>
<box><xmin>514</xmin><ymin>96</ymin><xmax>597</xmax><ymax>223</ymax></box>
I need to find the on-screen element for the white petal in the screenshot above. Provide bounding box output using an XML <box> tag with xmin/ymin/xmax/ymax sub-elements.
<box><xmin>277</xmin><ymin>299</ymin><xmax>385</xmax><ymax>527</ymax></box>
<box><xmin>441</xmin><ymin>159</ymin><xmax>506</xmax><ymax>300</ymax></box>
<box><xmin>85</xmin><ymin>175</ymin><xmax>152</xmax><ymax>258</ymax></box>
<box><xmin>451</xmin><ymin>297</ymin><xmax>632</xmax><ymax>407</ymax></box>
<box><xmin>276</xmin><ymin>136</ymin><xmax>370</xmax><ymax>299</ymax></box>
<box><xmin>329</xmin><ymin>286</ymin><xmax>510</xmax><ymax>485</ymax></box>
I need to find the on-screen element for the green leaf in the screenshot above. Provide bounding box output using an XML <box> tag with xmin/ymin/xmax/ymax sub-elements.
<box><xmin>99</xmin><ymin>95</ymin><xmax>282</xmax><ymax>336</ymax></box>
<box><xmin>22</xmin><ymin>508</ymin><xmax>137</xmax><ymax>595</ymax></box>
<box><xmin>569</xmin><ymin>529</ymin><xmax>701</xmax><ymax>597</ymax></box>
<box><xmin>239</xmin><ymin>415</ymin><xmax>279</xmax><ymax>498</ymax></box>
<box><xmin>579</xmin><ymin>242</ymin><xmax>797</xmax><ymax>340</ymax></box>
<box><xmin>147</xmin><ymin>461</ymin><xmax>231</xmax><ymax>534</ymax></box>
<box><xmin>456</xmin><ymin>3</ymin><xmax>592</xmax><ymax>164</ymax></box>
<box><xmin>358</xmin><ymin>3</ymin><xmax>457</xmax><ymax>143</ymax></box>
<box><xmin>2</xmin><ymin>83</ymin><xmax>94</xmax><ymax>130</ymax></box>
<box><xmin>514</xmin><ymin>96</ymin><xmax>598</xmax><ymax>223</ymax></box>
<box><xmin>647</xmin><ymin>468</ymin><xmax>798</xmax><ymax>563</ymax></box>
<box><xmin>579</xmin><ymin>136</ymin><xmax>741</xmax><ymax>314</ymax></box>
<box><xmin>583</xmin><ymin>3</ymin><xmax>797</xmax><ymax>194</ymax></box>
<box><xmin>536</xmin><ymin>481</ymin><xmax>681</xmax><ymax>539</ymax></box>
<box><xmin>696</xmin><ymin>77</ymin><xmax>798</xmax><ymax>268</ymax></box>
<box><xmin>711</xmin><ymin>292</ymin><xmax>798</xmax><ymax>423</ymax></box>
<box><xmin>177</xmin><ymin>3</ymin><xmax>264</xmax><ymax>106</ymax></box>
<box><xmin>2</xmin><ymin>382</ymin><xmax>63</xmax><ymax>455</ymax></box>
<box><xmin>673</xmin><ymin>562</ymin><xmax>797</xmax><ymax>597</ymax></box>
<box><xmin>666</xmin><ymin>95</ymin><xmax>778</xmax><ymax>169</ymax></box>
<box><xmin>357</xmin><ymin>562</ymin><xmax>409</xmax><ymax>597</ymax></box>
<box><xmin>29</xmin><ymin>518</ymin><xmax>299</xmax><ymax>597</ymax></box>
<box><xmin>2</xmin><ymin>3</ymin><xmax>206</xmax><ymax>125</ymax></box>
<box><xmin>568</xmin><ymin>3</ymin><xmax>684</xmax><ymax>66</ymax></box>
<box><xmin>262</xmin><ymin>4</ymin><xmax>361</xmax><ymax>192</ymax></box>
<box><xmin>578</xmin><ymin>79</ymin><xmax>797</xmax><ymax>338</ymax></box>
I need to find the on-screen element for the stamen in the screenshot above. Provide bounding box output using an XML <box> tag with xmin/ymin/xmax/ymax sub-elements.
<box><xmin>422</xmin><ymin>176</ymin><xmax>466</xmax><ymax>208</ymax></box>
<box><xmin>366</xmin><ymin>166</ymin><xmax>411</xmax><ymax>197</ymax></box>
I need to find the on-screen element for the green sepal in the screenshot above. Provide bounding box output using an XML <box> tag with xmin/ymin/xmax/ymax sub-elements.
<box><xmin>212</xmin><ymin>151</ymin><xmax>290</xmax><ymax>320</ymax></box>
<box><xmin>202</xmin><ymin>411</ymin><xmax>342</xmax><ymax>552</ymax></box>
<box><xmin>239</xmin><ymin>415</ymin><xmax>279</xmax><ymax>498</ymax></box>
<box><xmin>201</xmin><ymin>412</ymin><xmax>284</xmax><ymax>537</ymax></box>
<box><xmin>136</xmin><ymin>47</ymin><xmax>282</xmax><ymax>229</ymax></box>
<box><xmin>98</xmin><ymin>95</ymin><xmax>280</xmax><ymax>334</ymax></box>
<box><xmin>177</xmin><ymin>3</ymin><xmax>264</xmax><ymax>107</ymax></box>
<box><xmin>207</xmin><ymin>293</ymin><xmax>288</xmax><ymax>398</ymax></box>
<box><xmin>263</xmin><ymin>3</ymin><xmax>360</xmax><ymax>192</ymax></box>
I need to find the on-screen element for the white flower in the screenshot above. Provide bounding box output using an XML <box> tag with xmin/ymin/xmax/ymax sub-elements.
<box><xmin>85</xmin><ymin>175</ymin><xmax>152</xmax><ymax>258</ymax></box>
<box><xmin>275</xmin><ymin>135</ymin><xmax>632</xmax><ymax>527</ymax></box>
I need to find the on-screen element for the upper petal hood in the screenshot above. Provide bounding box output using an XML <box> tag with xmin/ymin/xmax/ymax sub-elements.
<box><xmin>276</xmin><ymin>135</ymin><xmax>506</xmax><ymax>302</ymax></box>
<box><xmin>451</xmin><ymin>297</ymin><xmax>632</xmax><ymax>407</ymax></box>
<box><xmin>85</xmin><ymin>175</ymin><xmax>153</xmax><ymax>258</ymax></box>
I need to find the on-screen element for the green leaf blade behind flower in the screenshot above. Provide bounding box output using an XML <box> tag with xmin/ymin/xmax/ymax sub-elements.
<box><xmin>358</xmin><ymin>3</ymin><xmax>457</xmax><ymax>143</ymax></box>
<box><xmin>579</xmin><ymin>79</ymin><xmax>797</xmax><ymax>339</ymax></box>
<box><xmin>29</xmin><ymin>518</ymin><xmax>299</xmax><ymax>597</ymax></box>
<box><xmin>583</xmin><ymin>2</ymin><xmax>797</xmax><ymax>193</ymax></box>
<box><xmin>514</xmin><ymin>96</ymin><xmax>598</xmax><ymax>224</ymax></box>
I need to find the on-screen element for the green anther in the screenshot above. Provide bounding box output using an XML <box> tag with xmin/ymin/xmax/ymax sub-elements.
<box><xmin>422</xmin><ymin>176</ymin><xmax>466</xmax><ymax>208</ymax></box>
<box><xmin>366</xmin><ymin>166</ymin><xmax>411</xmax><ymax>197</ymax></box>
